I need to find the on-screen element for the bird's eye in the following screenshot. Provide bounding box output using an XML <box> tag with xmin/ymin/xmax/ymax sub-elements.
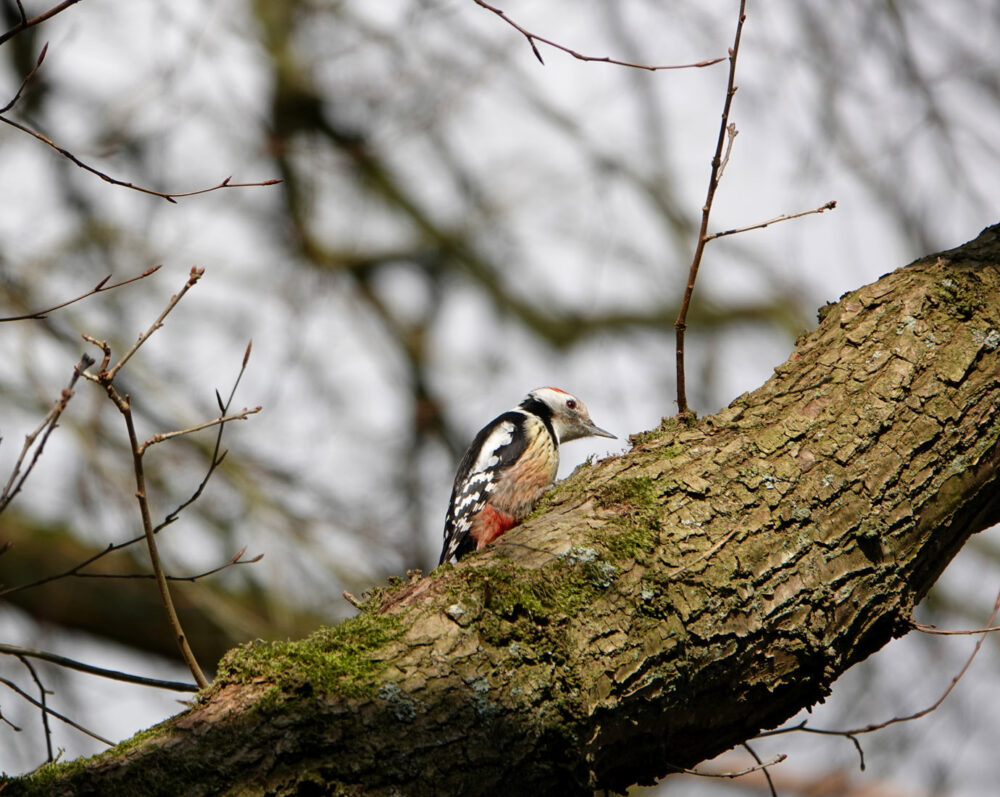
<box><xmin>566</xmin><ymin>399</ymin><xmax>577</xmax><ymax>410</ymax></box>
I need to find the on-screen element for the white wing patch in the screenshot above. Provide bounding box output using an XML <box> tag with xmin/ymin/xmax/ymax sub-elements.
<box><xmin>468</xmin><ymin>421</ymin><xmax>515</xmax><ymax>474</ymax></box>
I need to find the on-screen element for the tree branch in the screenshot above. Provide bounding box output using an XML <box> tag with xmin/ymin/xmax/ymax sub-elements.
<box><xmin>0</xmin><ymin>49</ymin><xmax>280</xmax><ymax>203</ymax></box>
<box><xmin>472</xmin><ymin>0</ymin><xmax>725</xmax><ymax>71</ymax></box>
<box><xmin>0</xmin><ymin>677</ymin><xmax>112</xmax><ymax>747</ymax></box>
<box><xmin>0</xmin><ymin>267</ymin><xmax>160</xmax><ymax>322</ymax></box>
<box><xmin>0</xmin><ymin>0</ymin><xmax>84</xmax><ymax>47</ymax></box>
<box><xmin>705</xmin><ymin>200</ymin><xmax>838</xmax><ymax>242</ymax></box>
<box><xmin>0</xmin><ymin>644</ymin><xmax>198</xmax><ymax>692</ymax></box>
<box><xmin>11</xmin><ymin>224</ymin><xmax>1000</xmax><ymax>796</ymax></box>
<box><xmin>0</xmin><ymin>355</ymin><xmax>93</xmax><ymax>513</ymax></box>
<box><xmin>674</xmin><ymin>0</ymin><xmax>748</xmax><ymax>414</ymax></box>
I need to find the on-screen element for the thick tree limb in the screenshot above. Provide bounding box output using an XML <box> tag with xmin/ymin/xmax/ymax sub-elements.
<box><xmin>9</xmin><ymin>225</ymin><xmax>1000</xmax><ymax>795</ymax></box>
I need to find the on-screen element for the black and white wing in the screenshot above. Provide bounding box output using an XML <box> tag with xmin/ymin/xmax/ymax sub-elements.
<box><xmin>439</xmin><ymin>411</ymin><xmax>529</xmax><ymax>564</ymax></box>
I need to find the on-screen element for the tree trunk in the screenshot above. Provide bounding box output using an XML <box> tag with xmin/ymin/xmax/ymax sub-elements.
<box><xmin>10</xmin><ymin>225</ymin><xmax>1000</xmax><ymax>796</ymax></box>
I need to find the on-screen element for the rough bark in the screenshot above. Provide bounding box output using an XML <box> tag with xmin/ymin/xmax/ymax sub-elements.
<box><xmin>8</xmin><ymin>225</ymin><xmax>1000</xmax><ymax>796</ymax></box>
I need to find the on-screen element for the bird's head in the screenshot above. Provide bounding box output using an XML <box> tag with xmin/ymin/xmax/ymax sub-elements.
<box><xmin>521</xmin><ymin>387</ymin><xmax>616</xmax><ymax>444</ymax></box>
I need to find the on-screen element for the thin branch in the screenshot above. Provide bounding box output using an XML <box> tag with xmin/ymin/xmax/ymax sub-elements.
<box><xmin>0</xmin><ymin>0</ymin><xmax>83</xmax><ymax>47</ymax></box>
<box><xmin>0</xmin><ymin>540</ymin><xmax>122</xmax><ymax>597</ymax></box>
<box><xmin>0</xmin><ymin>706</ymin><xmax>21</xmax><ymax>732</ymax></box>
<box><xmin>106</xmin><ymin>266</ymin><xmax>203</xmax><ymax>379</ymax></box>
<box><xmin>666</xmin><ymin>753</ymin><xmax>787</xmax><ymax>779</ymax></box>
<box><xmin>3</xmin><ymin>278</ymin><xmax>257</xmax><ymax>689</ymax></box>
<box><xmin>714</xmin><ymin>123</ymin><xmax>739</xmax><ymax>184</ymax></box>
<box><xmin>0</xmin><ymin>677</ymin><xmax>113</xmax><ymax>746</ymax></box>
<box><xmin>0</xmin><ymin>644</ymin><xmax>198</xmax><ymax>692</ymax></box>
<box><xmin>741</xmin><ymin>742</ymin><xmax>778</xmax><ymax>797</ymax></box>
<box><xmin>0</xmin><ymin>461</ymin><xmax>249</xmax><ymax>598</ymax></box>
<box><xmin>0</xmin><ymin>266</ymin><xmax>161</xmax><ymax>322</ymax></box>
<box><xmin>755</xmin><ymin>589</ymin><xmax>1000</xmax><ymax>768</ymax></box>
<box><xmin>70</xmin><ymin>546</ymin><xmax>263</xmax><ymax>583</ymax></box>
<box><xmin>0</xmin><ymin>340</ymin><xmax>256</xmax><ymax>598</ymax></box>
<box><xmin>80</xmin><ymin>270</ymin><xmax>218</xmax><ymax>689</ymax></box>
<box><xmin>121</xmin><ymin>395</ymin><xmax>210</xmax><ymax>688</ymax></box>
<box><xmin>472</xmin><ymin>0</ymin><xmax>725</xmax><ymax>71</ymax></box>
<box><xmin>674</xmin><ymin>0</ymin><xmax>748</xmax><ymax>415</ymax></box>
<box><xmin>0</xmin><ymin>104</ymin><xmax>280</xmax><ymax>204</ymax></box>
<box><xmin>842</xmin><ymin>590</ymin><xmax>1000</xmax><ymax>733</ymax></box>
<box><xmin>910</xmin><ymin>619</ymin><xmax>1000</xmax><ymax>636</ymax></box>
<box><xmin>0</xmin><ymin>354</ymin><xmax>94</xmax><ymax>513</ymax></box>
<box><xmin>153</xmin><ymin>339</ymin><xmax>253</xmax><ymax>532</ymax></box>
<box><xmin>138</xmin><ymin>406</ymin><xmax>262</xmax><ymax>455</ymax></box>
<box><xmin>705</xmin><ymin>200</ymin><xmax>837</xmax><ymax>242</ymax></box>
<box><xmin>0</xmin><ymin>41</ymin><xmax>48</xmax><ymax>114</ymax></box>
<box><xmin>15</xmin><ymin>655</ymin><xmax>54</xmax><ymax>762</ymax></box>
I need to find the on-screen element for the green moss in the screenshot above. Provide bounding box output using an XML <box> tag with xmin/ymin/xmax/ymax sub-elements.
<box><xmin>7</xmin><ymin>759</ymin><xmax>87</xmax><ymax>796</ymax></box>
<box><xmin>628</xmin><ymin>413</ymin><xmax>697</xmax><ymax>448</ymax></box>
<box><xmin>661</xmin><ymin>443</ymin><xmax>686</xmax><ymax>459</ymax></box>
<box><xmin>464</xmin><ymin>552</ymin><xmax>622</xmax><ymax>661</ymax></box>
<box><xmin>592</xmin><ymin>476</ymin><xmax>661</xmax><ymax>560</ymax></box>
<box><xmin>216</xmin><ymin>613</ymin><xmax>401</xmax><ymax>697</ymax></box>
<box><xmin>931</xmin><ymin>275</ymin><xmax>983</xmax><ymax>320</ymax></box>
<box><xmin>596</xmin><ymin>476</ymin><xmax>656</xmax><ymax>508</ymax></box>
<box><xmin>468</xmin><ymin>559</ymin><xmax>587</xmax><ymax>619</ymax></box>
<box><xmin>354</xmin><ymin>570</ymin><xmax>427</xmax><ymax>613</ymax></box>
<box><xmin>627</xmin><ymin>429</ymin><xmax>659</xmax><ymax>446</ymax></box>
<box><xmin>108</xmin><ymin>720</ymin><xmax>171</xmax><ymax>755</ymax></box>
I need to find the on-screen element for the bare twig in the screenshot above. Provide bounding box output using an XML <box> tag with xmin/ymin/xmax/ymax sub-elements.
<box><xmin>705</xmin><ymin>201</ymin><xmax>837</xmax><ymax>242</ymax></box>
<box><xmin>0</xmin><ymin>114</ymin><xmax>281</xmax><ymax>203</ymax></box>
<box><xmin>674</xmin><ymin>0</ymin><xmax>748</xmax><ymax>414</ymax></box>
<box><xmin>741</xmin><ymin>742</ymin><xmax>778</xmax><ymax>797</ymax></box>
<box><xmin>0</xmin><ymin>340</ymin><xmax>257</xmax><ymax>598</ymax></box>
<box><xmin>0</xmin><ymin>644</ymin><xmax>198</xmax><ymax>692</ymax></box>
<box><xmin>0</xmin><ymin>266</ymin><xmax>161</xmax><ymax>322</ymax></box>
<box><xmin>0</xmin><ymin>355</ymin><xmax>94</xmax><ymax>513</ymax></box>
<box><xmin>756</xmin><ymin>720</ymin><xmax>867</xmax><ymax>771</ymax></box>
<box><xmin>138</xmin><ymin>407</ymin><xmax>261</xmax><ymax>455</ymax></box>
<box><xmin>70</xmin><ymin>547</ymin><xmax>263</xmax><ymax>583</ymax></box>
<box><xmin>0</xmin><ymin>706</ymin><xmax>21</xmax><ymax>732</ymax></box>
<box><xmin>473</xmin><ymin>0</ymin><xmax>724</xmax><ymax>71</ymax></box>
<box><xmin>79</xmin><ymin>270</ymin><xmax>226</xmax><ymax>689</ymax></box>
<box><xmin>0</xmin><ymin>41</ymin><xmax>48</xmax><ymax>114</ymax></box>
<box><xmin>16</xmin><ymin>656</ymin><xmax>54</xmax><ymax>762</ymax></box>
<box><xmin>0</xmin><ymin>0</ymin><xmax>83</xmax><ymax>47</ymax></box>
<box><xmin>150</xmin><ymin>341</ymin><xmax>254</xmax><ymax>533</ymax></box>
<box><xmin>666</xmin><ymin>752</ymin><xmax>787</xmax><ymax>779</ymax></box>
<box><xmin>755</xmin><ymin>589</ymin><xmax>1000</xmax><ymax>770</ymax></box>
<box><xmin>714</xmin><ymin>123</ymin><xmax>739</xmax><ymax>184</ymax></box>
<box><xmin>910</xmin><ymin>619</ymin><xmax>1000</xmax><ymax>635</ymax></box>
<box><xmin>123</xmin><ymin>399</ymin><xmax>209</xmax><ymax>688</ymax></box>
<box><xmin>0</xmin><ymin>540</ymin><xmax>123</xmax><ymax>597</ymax></box>
<box><xmin>106</xmin><ymin>267</ymin><xmax>204</xmax><ymax>379</ymax></box>
<box><xmin>0</xmin><ymin>50</ymin><xmax>280</xmax><ymax>204</ymax></box>
<box><xmin>0</xmin><ymin>677</ymin><xmax>113</xmax><ymax>746</ymax></box>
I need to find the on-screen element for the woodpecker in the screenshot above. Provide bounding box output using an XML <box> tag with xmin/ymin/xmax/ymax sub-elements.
<box><xmin>439</xmin><ymin>387</ymin><xmax>615</xmax><ymax>565</ymax></box>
